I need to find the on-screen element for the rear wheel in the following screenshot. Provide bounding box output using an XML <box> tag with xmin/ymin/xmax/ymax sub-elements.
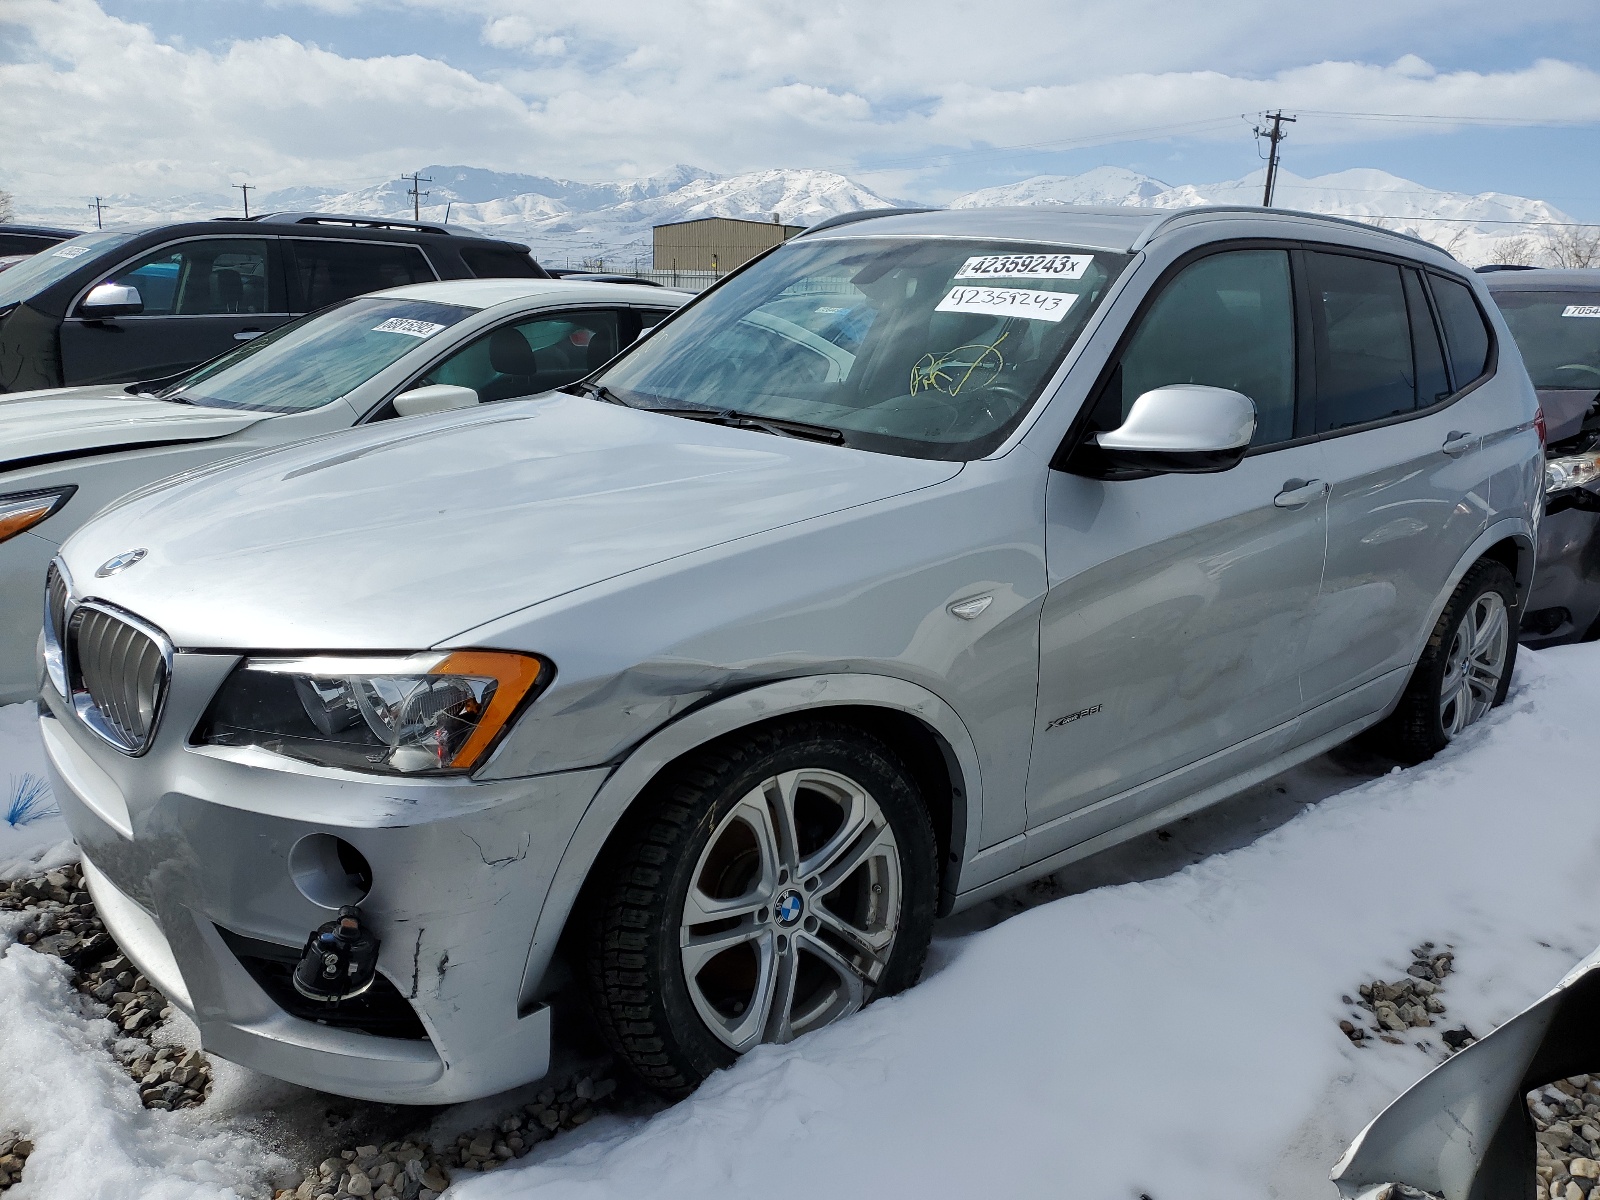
<box><xmin>582</xmin><ymin>719</ymin><xmax>938</xmax><ymax>1097</ymax></box>
<box><xmin>1373</xmin><ymin>559</ymin><xmax>1518</xmax><ymax>763</ymax></box>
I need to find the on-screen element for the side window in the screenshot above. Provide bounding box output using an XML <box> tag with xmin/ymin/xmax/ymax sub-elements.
<box><xmin>100</xmin><ymin>239</ymin><xmax>272</xmax><ymax>316</ymax></box>
<box><xmin>1116</xmin><ymin>249</ymin><xmax>1297</xmax><ymax>447</ymax></box>
<box><xmin>419</xmin><ymin>310</ymin><xmax>622</xmax><ymax>403</ymax></box>
<box><xmin>1404</xmin><ymin>269</ymin><xmax>1452</xmax><ymax>408</ymax></box>
<box><xmin>288</xmin><ymin>240</ymin><xmax>436</xmax><ymax>313</ymax></box>
<box><xmin>1306</xmin><ymin>251</ymin><xmax>1417</xmax><ymax>432</ymax></box>
<box><xmin>458</xmin><ymin>244</ymin><xmax>541</xmax><ymax>278</ymax></box>
<box><xmin>1429</xmin><ymin>274</ymin><xmax>1493</xmax><ymax>391</ymax></box>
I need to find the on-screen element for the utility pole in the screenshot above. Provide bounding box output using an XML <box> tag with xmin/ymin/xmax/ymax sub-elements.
<box><xmin>233</xmin><ymin>183</ymin><xmax>255</xmax><ymax>219</ymax></box>
<box><xmin>88</xmin><ymin>196</ymin><xmax>107</xmax><ymax>229</ymax></box>
<box><xmin>1254</xmin><ymin>111</ymin><xmax>1296</xmax><ymax>207</ymax></box>
<box><xmin>401</xmin><ymin>172</ymin><xmax>432</xmax><ymax>221</ymax></box>
<box><xmin>442</xmin><ymin>201</ymin><xmax>452</xmax><ymax>224</ymax></box>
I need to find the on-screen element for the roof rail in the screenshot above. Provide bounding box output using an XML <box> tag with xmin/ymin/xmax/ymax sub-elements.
<box><xmin>225</xmin><ymin>212</ymin><xmax>460</xmax><ymax>235</ymax></box>
<box><xmin>799</xmin><ymin>208</ymin><xmax>938</xmax><ymax>236</ymax></box>
<box><xmin>1129</xmin><ymin>205</ymin><xmax>1455</xmax><ymax>258</ymax></box>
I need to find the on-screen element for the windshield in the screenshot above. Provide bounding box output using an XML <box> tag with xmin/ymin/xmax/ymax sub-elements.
<box><xmin>0</xmin><ymin>231</ymin><xmax>136</xmax><ymax>309</ymax></box>
<box><xmin>596</xmin><ymin>236</ymin><xmax>1130</xmax><ymax>459</ymax></box>
<box><xmin>161</xmin><ymin>296</ymin><xmax>473</xmax><ymax>413</ymax></box>
<box><xmin>1494</xmin><ymin>291</ymin><xmax>1600</xmax><ymax>391</ymax></box>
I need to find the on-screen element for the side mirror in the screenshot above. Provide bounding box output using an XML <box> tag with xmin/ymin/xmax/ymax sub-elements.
<box><xmin>80</xmin><ymin>283</ymin><xmax>143</xmax><ymax>319</ymax></box>
<box><xmin>392</xmin><ymin>384</ymin><xmax>480</xmax><ymax>417</ymax></box>
<box><xmin>1070</xmin><ymin>384</ymin><xmax>1256</xmax><ymax>479</ymax></box>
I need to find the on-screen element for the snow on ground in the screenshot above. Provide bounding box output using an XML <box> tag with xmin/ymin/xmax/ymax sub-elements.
<box><xmin>0</xmin><ymin>703</ymin><xmax>72</xmax><ymax>877</ymax></box>
<box><xmin>1</xmin><ymin>643</ymin><xmax>1598</xmax><ymax>1198</ymax></box>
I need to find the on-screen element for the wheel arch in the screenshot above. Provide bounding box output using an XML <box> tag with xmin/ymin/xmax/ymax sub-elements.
<box><xmin>1408</xmin><ymin>518</ymin><xmax>1536</xmax><ymax>669</ymax></box>
<box><xmin>514</xmin><ymin>674</ymin><xmax>983</xmax><ymax>1011</ymax></box>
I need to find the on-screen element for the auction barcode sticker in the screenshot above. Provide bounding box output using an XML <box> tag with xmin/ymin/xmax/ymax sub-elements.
<box><xmin>372</xmin><ymin>317</ymin><xmax>447</xmax><ymax>337</ymax></box>
<box><xmin>1562</xmin><ymin>305</ymin><xmax>1600</xmax><ymax>318</ymax></box>
<box><xmin>51</xmin><ymin>245</ymin><xmax>91</xmax><ymax>259</ymax></box>
<box><xmin>936</xmin><ymin>286</ymin><xmax>1079</xmax><ymax>323</ymax></box>
<box><xmin>954</xmin><ymin>253</ymin><xmax>1092</xmax><ymax>280</ymax></box>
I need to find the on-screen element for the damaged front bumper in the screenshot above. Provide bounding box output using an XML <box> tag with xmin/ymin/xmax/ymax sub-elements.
<box><xmin>40</xmin><ymin>653</ymin><xmax>607</xmax><ymax>1105</ymax></box>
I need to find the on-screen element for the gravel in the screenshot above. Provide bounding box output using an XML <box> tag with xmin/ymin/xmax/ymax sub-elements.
<box><xmin>1530</xmin><ymin>1076</ymin><xmax>1600</xmax><ymax>1200</ymax></box>
<box><xmin>1339</xmin><ymin>941</ymin><xmax>1464</xmax><ymax>1049</ymax></box>
<box><xmin>0</xmin><ymin>1135</ymin><xmax>33</xmax><ymax>1194</ymax></box>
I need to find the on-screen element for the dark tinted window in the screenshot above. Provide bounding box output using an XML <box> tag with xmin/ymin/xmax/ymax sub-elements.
<box><xmin>0</xmin><ymin>233</ymin><xmax>66</xmax><ymax>255</ymax></box>
<box><xmin>1118</xmin><ymin>249</ymin><xmax>1296</xmax><ymax>446</ymax></box>
<box><xmin>102</xmin><ymin>238</ymin><xmax>272</xmax><ymax>316</ymax></box>
<box><xmin>1430</xmin><ymin>274</ymin><xmax>1493</xmax><ymax>390</ymax></box>
<box><xmin>1307</xmin><ymin>252</ymin><xmax>1416</xmax><ymax>432</ymax></box>
<box><xmin>458</xmin><ymin>244</ymin><xmax>541</xmax><ymax>278</ymax></box>
<box><xmin>1493</xmin><ymin>290</ymin><xmax>1600</xmax><ymax>389</ymax></box>
<box><xmin>288</xmin><ymin>240</ymin><xmax>436</xmax><ymax>312</ymax></box>
<box><xmin>1404</xmin><ymin>269</ymin><xmax>1452</xmax><ymax>408</ymax></box>
<box><xmin>421</xmin><ymin>310</ymin><xmax>622</xmax><ymax>402</ymax></box>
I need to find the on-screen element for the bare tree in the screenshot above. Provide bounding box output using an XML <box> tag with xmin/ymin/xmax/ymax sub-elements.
<box><xmin>1487</xmin><ymin>235</ymin><xmax>1534</xmax><ymax>266</ymax></box>
<box><xmin>1545</xmin><ymin>226</ymin><xmax>1600</xmax><ymax>270</ymax></box>
<box><xmin>0</xmin><ymin>189</ymin><xmax>14</xmax><ymax>224</ymax></box>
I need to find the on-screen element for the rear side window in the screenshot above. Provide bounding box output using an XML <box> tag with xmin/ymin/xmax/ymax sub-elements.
<box><xmin>100</xmin><ymin>238</ymin><xmax>273</xmax><ymax>316</ymax></box>
<box><xmin>1429</xmin><ymin>274</ymin><xmax>1493</xmax><ymax>390</ymax></box>
<box><xmin>288</xmin><ymin>240</ymin><xmax>436</xmax><ymax>312</ymax></box>
<box><xmin>1116</xmin><ymin>249</ymin><xmax>1297</xmax><ymax>447</ymax></box>
<box><xmin>458</xmin><ymin>244</ymin><xmax>541</xmax><ymax>278</ymax></box>
<box><xmin>1404</xmin><ymin>269</ymin><xmax>1452</xmax><ymax>409</ymax></box>
<box><xmin>1306</xmin><ymin>251</ymin><xmax>1417</xmax><ymax>432</ymax></box>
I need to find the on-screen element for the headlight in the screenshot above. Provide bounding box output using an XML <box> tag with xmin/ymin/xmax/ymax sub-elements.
<box><xmin>1546</xmin><ymin>450</ymin><xmax>1600</xmax><ymax>495</ymax></box>
<box><xmin>0</xmin><ymin>486</ymin><xmax>74</xmax><ymax>545</ymax></box>
<box><xmin>197</xmin><ymin>651</ymin><xmax>547</xmax><ymax>775</ymax></box>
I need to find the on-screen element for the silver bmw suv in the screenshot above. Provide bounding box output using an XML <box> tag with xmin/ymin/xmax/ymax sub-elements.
<box><xmin>40</xmin><ymin>205</ymin><xmax>1543</xmax><ymax>1104</ymax></box>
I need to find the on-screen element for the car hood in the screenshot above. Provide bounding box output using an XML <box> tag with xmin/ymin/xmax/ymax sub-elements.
<box><xmin>62</xmin><ymin>393</ymin><xmax>963</xmax><ymax>650</ymax></box>
<box><xmin>0</xmin><ymin>383</ymin><xmax>273</xmax><ymax>470</ymax></box>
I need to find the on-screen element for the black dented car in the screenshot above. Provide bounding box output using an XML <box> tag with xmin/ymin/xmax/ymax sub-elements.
<box><xmin>1484</xmin><ymin>269</ymin><xmax>1600</xmax><ymax>647</ymax></box>
<box><xmin>0</xmin><ymin>213</ymin><xmax>548</xmax><ymax>392</ymax></box>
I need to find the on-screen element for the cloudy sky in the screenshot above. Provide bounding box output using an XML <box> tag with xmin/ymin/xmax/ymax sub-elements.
<box><xmin>4</xmin><ymin>0</ymin><xmax>1599</xmax><ymax>217</ymax></box>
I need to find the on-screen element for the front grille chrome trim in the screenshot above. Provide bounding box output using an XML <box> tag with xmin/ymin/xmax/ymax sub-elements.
<box><xmin>42</xmin><ymin>557</ymin><xmax>72</xmax><ymax>698</ymax></box>
<box><xmin>66</xmin><ymin>600</ymin><xmax>173</xmax><ymax>756</ymax></box>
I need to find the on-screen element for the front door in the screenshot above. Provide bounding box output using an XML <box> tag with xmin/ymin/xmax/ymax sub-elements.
<box><xmin>1298</xmin><ymin>254</ymin><xmax>1497</xmax><ymax>717</ymax></box>
<box><xmin>1028</xmin><ymin>246</ymin><xmax>1327</xmax><ymax>833</ymax></box>
<box><xmin>59</xmin><ymin>237</ymin><xmax>289</xmax><ymax>384</ymax></box>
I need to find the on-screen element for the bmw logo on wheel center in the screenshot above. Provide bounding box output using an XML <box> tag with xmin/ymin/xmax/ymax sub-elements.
<box><xmin>94</xmin><ymin>548</ymin><xmax>147</xmax><ymax>577</ymax></box>
<box><xmin>775</xmin><ymin>890</ymin><xmax>804</xmax><ymax>927</ymax></box>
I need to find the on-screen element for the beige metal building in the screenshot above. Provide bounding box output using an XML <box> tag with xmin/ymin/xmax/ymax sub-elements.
<box><xmin>652</xmin><ymin>215</ymin><xmax>807</xmax><ymax>273</ymax></box>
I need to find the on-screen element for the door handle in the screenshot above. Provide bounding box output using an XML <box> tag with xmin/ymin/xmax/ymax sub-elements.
<box><xmin>1274</xmin><ymin>478</ymin><xmax>1327</xmax><ymax>508</ymax></box>
<box><xmin>1442</xmin><ymin>430</ymin><xmax>1474</xmax><ymax>457</ymax></box>
<box><xmin>233</xmin><ymin>329</ymin><xmax>265</xmax><ymax>342</ymax></box>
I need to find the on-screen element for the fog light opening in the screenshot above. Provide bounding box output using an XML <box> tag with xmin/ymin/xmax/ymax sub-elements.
<box><xmin>287</xmin><ymin>833</ymin><xmax>373</xmax><ymax>909</ymax></box>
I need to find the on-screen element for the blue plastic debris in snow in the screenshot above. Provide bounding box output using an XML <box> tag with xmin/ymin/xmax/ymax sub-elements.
<box><xmin>5</xmin><ymin>773</ymin><xmax>57</xmax><ymax>827</ymax></box>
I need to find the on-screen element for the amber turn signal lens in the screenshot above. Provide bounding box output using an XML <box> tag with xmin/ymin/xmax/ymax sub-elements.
<box><xmin>433</xmin><ymin>651</ymin><xmax>546</xmax><ymax>770</ymax></box>
<box><xmin>0</xmin><ymin>488</ymin><xmax>75</xmax><ymax>545</ymax></box>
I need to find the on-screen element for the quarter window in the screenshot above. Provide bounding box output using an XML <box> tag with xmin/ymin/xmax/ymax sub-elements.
<box><xmin>99</xmin><ymin>238</ymin><xmax>272</xmax><ymax>316</ymax></box>
<box><xmin>1404</xmin><ymin>269</ymin><xmax>1452</xmax><ymax>409</ymax></box>
<box><xmin>1429</xmin><ymin>274</ymin><xmax>1493</xmax><ymax>391</ymax></box>
<box><xmin>1306</xmin><ymin>251</ymin><xmax>1418</xmax><ymax>432</ymax></box>
<box><xmin>288</xmin><ymin>240</ymin><xmax>436</xmax><ymax>313</ymax></box>
<box><xmin>1116</xmin><ymin>249</ymin><xmax>1297</xmax><ymax>447</ymax></box>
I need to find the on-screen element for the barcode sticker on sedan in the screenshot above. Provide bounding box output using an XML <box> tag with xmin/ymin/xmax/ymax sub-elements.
<box><xmin>1562</xmin><ymin>305</ymin><xmax>1600</xmax><ymax>318</ymax></box>
<box><xmin>51</xmin><ymin>245</ymin><xmax>91</xmax><ymax>259</ymax></box>
<box><xmin>936</xmin><ymin>286</ymin><xmax>1079</xmax><ymax>323</ymax></box>
<box><xmin>372</xmin><ymin>317</ymin><xmax>447</xmax><ymax>337</ymax></box>
<box><xmin>954</xmin><ymin>253</ymin><xmax>1093</xmax><ymax>280</ymax></box>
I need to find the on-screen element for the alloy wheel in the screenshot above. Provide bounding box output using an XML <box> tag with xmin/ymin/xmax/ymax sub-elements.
<box><xmin>1439</xmin><ymin>591</ymin><xmax>1508</xmax><ymax>737</ymax></box>
<box><xmin>678</xmin><ymin>767</ymin><xmax>902</xmax><ymax>1052</ymax></box>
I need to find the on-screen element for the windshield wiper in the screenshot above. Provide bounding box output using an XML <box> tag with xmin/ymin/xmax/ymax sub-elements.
<box><xmin>644</xmin><ymin>407</ymin><xmax>846</xmax><ymax>445</ymax></box>
<box><xmin>566</xmin><ymin>380</ymin><xmax>634</xmax><ymax>407</ymax></box>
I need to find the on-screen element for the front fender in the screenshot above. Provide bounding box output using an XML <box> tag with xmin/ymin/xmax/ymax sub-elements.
<box><xmin>514</xmin><ymin>672</ymin><xmax>984</xmax><ymax>1010</ymax></box>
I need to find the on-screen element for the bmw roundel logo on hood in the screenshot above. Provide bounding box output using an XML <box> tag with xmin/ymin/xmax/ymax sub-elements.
<box><xmin>95</xmin><ymin>548</ymin><xmax>148</xmax><ymax>578</ymax></box>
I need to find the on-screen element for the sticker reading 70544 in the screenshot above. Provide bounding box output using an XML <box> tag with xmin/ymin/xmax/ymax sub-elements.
<box><xmin>372</xmin><ymin>317</ymin><xmax>446</xmax><ymax>338</ymax></box>
<box><xmin>1562</xmin><ymin>305</ymin><xmax>1600</xmax><ymax>318</ymax></box>
<box><xmin>936</xmin><ymin>286</ymin><xmax>1079</xmax><ymax>323</ymax></box>
<box><xmin>955</xmin><ymin>253</ymin><xmax>1092</xmax><ymax>280</ymax></box>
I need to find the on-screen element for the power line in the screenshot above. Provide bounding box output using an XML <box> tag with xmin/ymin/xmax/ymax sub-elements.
<box><xmin>232</xmin><ymin>182</ymin><xmax>255</xmax><ymax>219</ymax></box>
<box><xmin>401</xmin><ymin>171</ymin><xmax>433</xmax><ymax>221</ymax></box>
<box><xmin>1253</xmin><ymin>111</ymin><xmax>1296</xmax><ymax>206</ymax></box>
<box><xmin>1296</xmin><ymin>109</ymin><xmax>1600</xmax><ymax>128</ymax></box>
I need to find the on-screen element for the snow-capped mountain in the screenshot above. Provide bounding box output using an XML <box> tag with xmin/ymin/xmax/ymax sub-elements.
<box><xmin>18</xmin><ymin>164</ymin><xmax>1571</xmax><ymax>268</ymax></box>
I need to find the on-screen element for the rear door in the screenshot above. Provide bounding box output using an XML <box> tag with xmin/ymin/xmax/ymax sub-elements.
<box><xmin>1299</xmin><ymin>251</ymin><xmax>1496</xmax><ymax>724</ymax></box>
<box><xmin>285</xmin><ymin>239</ymin><xmax>437</xmax><ymax>314</ymax></box>
<box><xmin>58</xmin><ymin>237</ymin><xmax>289</xmax><ymax>384</ymax></box>
<box><xmin>1028</xmin><ymin>246</ymin><xmax>1328</xmax><ymax>833</ymax></box>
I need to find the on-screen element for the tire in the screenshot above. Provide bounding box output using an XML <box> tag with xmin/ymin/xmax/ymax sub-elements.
<box><xmin>1372</xmin><ymin>559</ymin><xmax>1519</xmax><ymax>764</ymax></box>
<box><xmin>581</xmin><ymin>718</ymin><xmax>939</xmax><ymax>1098</ymax></box>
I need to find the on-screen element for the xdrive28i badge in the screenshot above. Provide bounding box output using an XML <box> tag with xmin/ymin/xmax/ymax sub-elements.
<box><xmin>1046</xmin><ymin>704</ymin><xmax>1102</xmax><ymax>731</ymax></box>
<box><xmin>95</xmin><ymin>548</ymin><xmax>147</xmax><ymax>577</ymax></box>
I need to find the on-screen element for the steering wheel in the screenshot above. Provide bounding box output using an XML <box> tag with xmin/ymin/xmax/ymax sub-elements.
<box><xmin>1553</xmin><ymin>364</ymin><xmax>1600</xmax><ymax>381</ymax></box>
<box><xmin>949</xmin><ymin>381</ymin><xmax>1031</xmax><ymax>435</ymax></box>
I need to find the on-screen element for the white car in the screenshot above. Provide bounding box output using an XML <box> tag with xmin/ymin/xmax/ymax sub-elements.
<box><xmin>0</xmin><ymin>278</ymin><xmax>686</xmax><ymax>702</ymax></box>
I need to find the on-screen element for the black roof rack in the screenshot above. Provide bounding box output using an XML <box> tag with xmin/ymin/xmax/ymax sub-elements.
<box><xmin>798</xmin><ymin>208</ymin><xmax>938</xmax><ymax>236</ymax></box>
<box><xmin>217</xmin><ymin>212</ymin><xmax>460</xmax><ymax>235</ymax></box>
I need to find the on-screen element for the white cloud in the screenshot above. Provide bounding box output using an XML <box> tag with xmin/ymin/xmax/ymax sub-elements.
<box><xmin>2</xmin><ymin>0</ymin><xmax>1597</xmax><ymax>206</ymax></box>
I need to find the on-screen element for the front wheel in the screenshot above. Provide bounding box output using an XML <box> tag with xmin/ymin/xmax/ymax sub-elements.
<box><xmin>582</xmin><ymin>719</ymin><xmax>939</xmax><ymax>1097</ymax></box>
<box><xmin>1372</xmin><ymin>559</ymin><xmax>1519</xmax><ymax>763</ymax></box>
